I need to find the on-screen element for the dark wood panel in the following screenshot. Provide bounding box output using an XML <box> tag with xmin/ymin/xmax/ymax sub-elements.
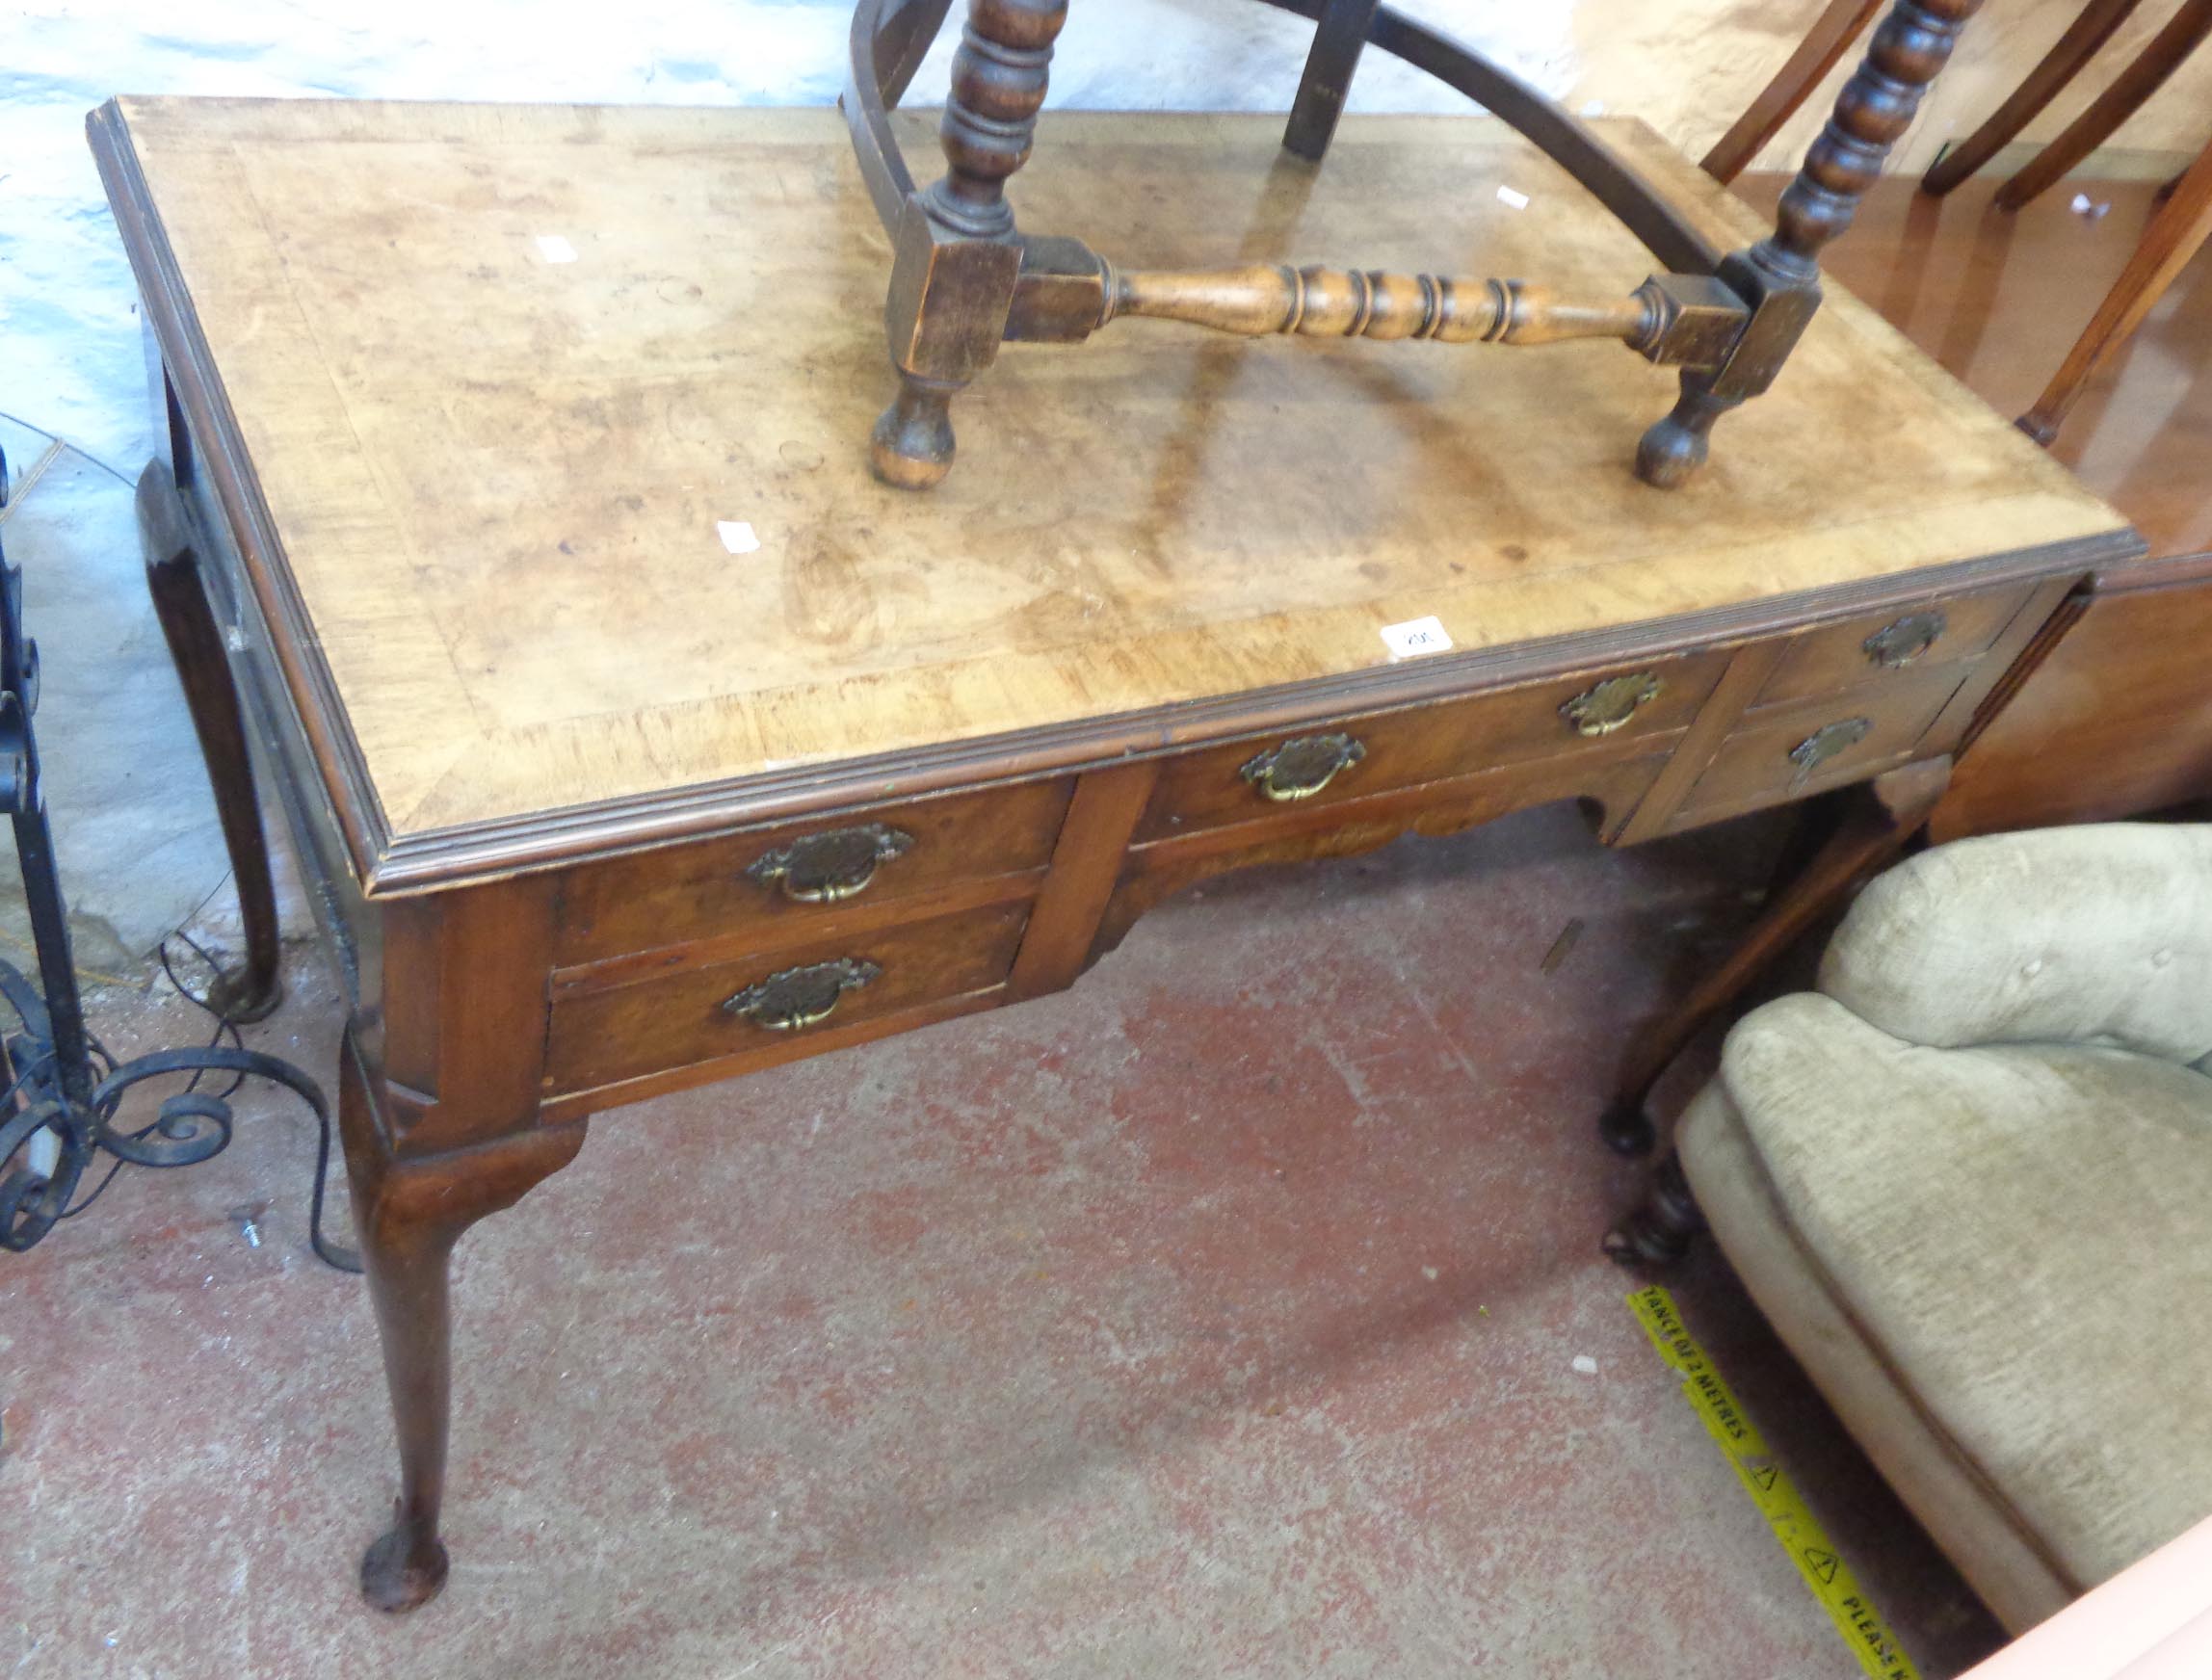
<box><xmin>553</xmin><ymin>777</ymin><xmax>1070</xmax><ymax>965</ymax></box>
<box><xmin>1133</xmin><ymin>651</ymin><xmax>1731</xmax><ymax>842</ymax></box>
<box><xmin>1933</xmin><ymin>573</ymin><xmax>2212</xmax><ymax>841</ymax></box>
<box><xmin>553</xmin><ymin>870</ymin><xmax>1043</xmax><ymax>994</ymax></box>
<box><xmin>1094</xmin><ymin>746</ymin><xmax>1671</xmax><ymax>968</ymax></box>
<box><xmin>544</xmin><ymin>899</ymin><xmax>1030</xmax><ymax>1094</ymax></box>
<box><xmin>1751</xmin><ymin>586</ymin><xmax>2031</xmax><ymax>709</ymax></box>
<box><xmin>1614</xmin><ymin>643</ymin><xmax>1784</xmax><ymax>845</ymax></box>
<box><xmin>538</xmin><ymin>987</ymin><xmax>1007</xmax><ymax>1124</ymax></box>
<box><xmin>1006</xmin><ymin>761</ymin><xmax>1161</xmax><ymax>1003</ymax></box>
<box><xmin>1671</xmin><ymin>661</ymin><xmax>1968</xmax><ymax>827</ymax></box>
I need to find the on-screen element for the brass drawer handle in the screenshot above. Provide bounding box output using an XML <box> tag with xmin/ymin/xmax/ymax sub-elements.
<box><xmin>744</xmin><ymin>824</ymin><xmax>914</xmax><ymax>904</ymax></box>
<box><xmin>1787</xmin><ymin>717</ymin><xmax>1873</xmax><ymax>785</ymax></box>
<box><xmin>1561</xmin><ymin>672</ymin><xmax>1662</xmax><ymax>737</ymax></box>
<box><xmin>723</xmin><ymin>957</ymin><xmax>882</xmax><ymax>1032</ymax></box>
<box><xmin>1240</xmin><ymin>733</ymin><xmax>1366</xmax><ymax>802</ymax></box>
<box><xmin>1862</xmin><ymin>611</ymin><xmax>1947</xmax><ymax>669</ymax></box>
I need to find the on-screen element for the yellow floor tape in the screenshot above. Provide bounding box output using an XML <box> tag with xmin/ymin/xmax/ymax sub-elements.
<box><xmin>1629</xmin><ymin>1285</ymin><xmax>1922</xmax><ymax>1680</ymax></box>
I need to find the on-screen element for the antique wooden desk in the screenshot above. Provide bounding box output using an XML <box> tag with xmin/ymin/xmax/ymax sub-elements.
<box><xmin>90</xmin><ymin>97</ymin><xmax>2136</xmax><ymax>1611</ymax></box>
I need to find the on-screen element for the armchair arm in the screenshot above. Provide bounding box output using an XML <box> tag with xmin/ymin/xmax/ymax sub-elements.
<box><xmin>1819</xmin><ymin>825</ymin><xmax>2212</xmax><ymax>1063</ymax></box>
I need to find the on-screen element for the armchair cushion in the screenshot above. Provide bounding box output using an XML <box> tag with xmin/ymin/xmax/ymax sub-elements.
<box><xmin>1818</xmin><ymin>825</ymin><xmax>2212</xmax><ymax>1063</ymax></box>
<box><xmin>1713</xmin><ymin>991</ymin><xmax>2212</xmax><ymax>1596</ymax></box>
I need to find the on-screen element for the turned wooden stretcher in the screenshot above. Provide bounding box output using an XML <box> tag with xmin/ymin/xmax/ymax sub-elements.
<box><xmin>841</xmin><ymin>0</ymin><xmax>1986</xmax><ymax>491</ymax></box>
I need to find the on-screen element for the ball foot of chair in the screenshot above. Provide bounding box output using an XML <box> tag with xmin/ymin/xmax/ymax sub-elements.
<box><xmin>359</xmin><ymin>1515</ymin><xmax>449</xmax><ymax>1614</ymax></box>
<box><xmin>1598</xmin><ymin>1098</ymin><xmax>1657</xmax><ymax>1157</ymax></box>
<box><xmin>1603</xmin><ymin>1153</ymin><xmax>1704</xmax><ymax>1268</ymax></box>
<box><xmin>870</xmin><ymin>378</ymin><xmax>959</xmax><ymax>490</ymax></box>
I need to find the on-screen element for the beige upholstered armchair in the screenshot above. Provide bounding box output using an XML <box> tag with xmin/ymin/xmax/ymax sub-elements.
<box><xmin>1613</xmin><ymin>825</ymin><xmax>2212</xmax><ymax>1634</ymax></box>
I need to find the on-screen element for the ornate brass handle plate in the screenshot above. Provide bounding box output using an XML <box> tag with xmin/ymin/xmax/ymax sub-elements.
<box><xmin>1561</xmin><ymin>672</ymin><xmax>1663</xmax><ymax>738</ymax></box>
<box><xmin>723</xmin><ymin>958</ymin><xmax>882</xmax><ymax>1032</ymax></box>
<box><xmin>744</xmin><ymin>824</ymin><xmax>914</xmax><ymax>904</ymax></box>
<box><xmin>1862</xmin><ymin>611</ymin><xmax>1946</xmax><ymax>669</ymax></box>
<box><xmin>1240</xmin><ymin>733</ymin><xmax>1367</xmax><ymax>802</ymax></box>
<box><xmin>1787</xmin><ymin>717</ymin><xmax>1874</xmax><ymax>785</ymax></box>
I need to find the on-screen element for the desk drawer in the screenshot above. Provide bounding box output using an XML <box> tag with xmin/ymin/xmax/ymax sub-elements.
<box><xmin>1671</xmin><ymin>662</ymin><xmax>1968</xmax><ymax>827</ymax></box>
<box><xmin>555</xmin><ymin>779</ymin><xmax>1071</xmax><ymax>965</ymax></box>
<box><xmin>545</xmin><ymin>899</ymin><xmax>1031</xmax><ymax>1094</ymax></box>
<box><xmin>1134</xmin><ymin>650</ymin><xmax>1731</xmax><ymax>841</ymax></box>
<box><xmin>1752</xmin><ymin>587</ymin><xmax>2034</xmax><ymax>709</ymax></box>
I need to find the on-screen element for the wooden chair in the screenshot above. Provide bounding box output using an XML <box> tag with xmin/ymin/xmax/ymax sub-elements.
<box><xmin>841</xmin><ymin>0</ymin><xmax>1985</xmax><ymax>494</ymax></box>
<box><xmin>1708</xmin><ymin>0</ymin><xmax>2212</xmax><ymax>443</ymax></box>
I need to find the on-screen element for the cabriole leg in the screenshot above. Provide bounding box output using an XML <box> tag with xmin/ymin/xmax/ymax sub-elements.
<box><xmin>1599</xmin><ymin>758</ymin><xmax>1950</xmax><ymax>1157</ymax></box>
<box><xmin>137</xmin><ymin>460</ymin><xmax>283</xmax><ymax>1020</ymax></box>
<box><xmin>338</xmin><ymin>1033</ymin><xmax>587</xmax><ymax>1612</ymax></box>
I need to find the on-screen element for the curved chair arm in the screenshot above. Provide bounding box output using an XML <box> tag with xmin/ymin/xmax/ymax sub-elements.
<box><xmin>1818</xmin><ymin>824</ymin><xmax>2212</xmax><ymax>1063</ymax></box>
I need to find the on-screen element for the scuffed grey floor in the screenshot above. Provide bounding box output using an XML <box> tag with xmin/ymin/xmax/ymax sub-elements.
<box><xmin>0</xmin><ymin>801</ymin><xmax>2008</xmax><ymax>1679</ymax></box>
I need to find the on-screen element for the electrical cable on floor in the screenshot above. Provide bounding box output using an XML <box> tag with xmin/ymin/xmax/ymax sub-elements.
<box><xmin>0</xmin><ymin>412</ymin><xmax>359</xmax><ymax>1273</ymax></box>
<box><xmin>0</xmin><ymin>409</ymin><xmax>136</xmax><ymax>489</ymax></box>
<box><xmin>0</xmin><ymin>934</ymin><xmax>362</xmax><ymax>1273</ymax></box>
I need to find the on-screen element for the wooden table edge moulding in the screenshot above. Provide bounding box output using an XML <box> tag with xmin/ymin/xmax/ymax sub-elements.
<box><xmin>88</xmin><ymin>13</ymin><xmax>2136</xmax><ymax>1614</ymax></box>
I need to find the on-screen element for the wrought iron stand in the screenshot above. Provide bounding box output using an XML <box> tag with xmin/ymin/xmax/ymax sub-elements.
<box><xmin>0</xmin><ymin>441</ymin><xmax>356</xmax><ymax>1271</ymax></box>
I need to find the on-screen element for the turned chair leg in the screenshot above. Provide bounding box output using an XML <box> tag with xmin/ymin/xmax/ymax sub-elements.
<box><xmin>1638</xmin><ymin>1</ymin><xmax>1985</xmax><ymax>489</ymax></box>
<box><xmin>1993</xmin><ymin>0</ymin><xmax>2212</xmax><ymax>212</ymax></box>
<box><xmin>1282</xmin><ymin>0</ymin><xmax>1382</xmax><ymax>163</ymax></box>
<box><xmin>1699</xmin><ymin>0</ymin><xmax>1883</xmax><ymax>186</ymax></box>
<box><xmin>1598</xmin><ymin>757</ymin><xmax>1950</xmax><ymax>1156</ymax></box>
<box><xmin>1602</xmin><ymin>1151</ymin><xmax>1704</xmax><ymax>1267</ymax></box>
<box><xmin>2016</xmin><ymin>139</ymin><xmax>2212</xmax><ymax>445</ymax></box>
<box><xmin>136</xmin><ymin>460</ymin><xmax>283</xmax><ymax>1022</ymax></box>
<box><xmin>338</xmin><ymin>1033</ymin><xmax>588</xmax><ymax>1612</ymax></box>
<box><xmin>870</xmin><ymin>0</ymin><xmax>1069</xmax><ymax>489</ymax></box>
<box><xmin>1921</xmin><ymin>0</ymin><xmax>2143</xmax><ymax>197</ymax></box>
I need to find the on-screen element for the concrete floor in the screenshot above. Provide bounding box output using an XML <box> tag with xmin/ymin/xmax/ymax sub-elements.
<box><xmin>1</xmin><ymin>801</ymin><xmax>2009</xmax><ymax>1679</ymax></box>
<box><xmin>0</xmin><ymin>422</ymin><xmax>237</xmax><ymax>977</ymax></box>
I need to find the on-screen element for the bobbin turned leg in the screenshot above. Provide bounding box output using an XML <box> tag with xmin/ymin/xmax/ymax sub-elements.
<box><xmin>870</xmin><ymin>0</ymin><xmax>1068</xmax><ymax>489</ymax></box>
<box><xmin>1637</xmin><ymin>0</ymin><xmax>1984</xmax><ymax>488</ymax></box>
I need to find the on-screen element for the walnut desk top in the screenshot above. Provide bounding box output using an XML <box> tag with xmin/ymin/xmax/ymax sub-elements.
<box><xmin>95</xmin><ymin>98</ymin><xmax>2128</xmax><ymax>890</ymax></box>
<box><xmin>91</xmin><ymin>95</ymin><xmax>2136</xmax><ymax>1608</ymax></box>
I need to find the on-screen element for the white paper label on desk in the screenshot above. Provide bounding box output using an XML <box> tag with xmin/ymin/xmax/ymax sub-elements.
<box><xmin>534</xmin><ymin>234</ymin><xmax>580</xmax><ymax>264</ymax></box>
<box><xmin>717</xmin><ymin>520</ymin><xmax>761</xmax><ymax>556</ymax></box>
<box><xmin>1381</xmin><ymin>616</ymin><xmax>1452</xmax><ymax>660</ymax></box>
